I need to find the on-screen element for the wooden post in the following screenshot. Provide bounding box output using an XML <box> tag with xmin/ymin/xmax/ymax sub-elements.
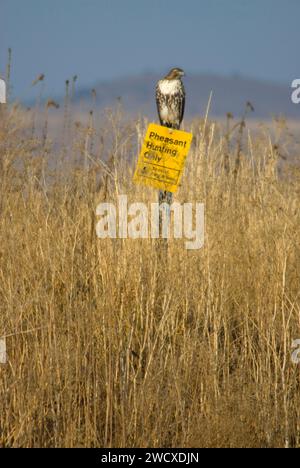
<box><xmin>158</xmin><ymin>124</ymin><xmax>179</xmax><ymax>239</ymax></box>
<box><xmin>158</xmin><ymin>187</ymin><xmax>172</xmax><ymax>238</ymax></box>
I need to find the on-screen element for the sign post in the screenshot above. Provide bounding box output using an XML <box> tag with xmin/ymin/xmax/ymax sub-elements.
<box><xmin>133</xmin><ymin>123</ymin><xmax>192</xmax><ymax>237</ymax></box>
<box><xmin>133</xmin><ymin>123</ymin><xmax>192</xmax><ymax>193</ymax></box>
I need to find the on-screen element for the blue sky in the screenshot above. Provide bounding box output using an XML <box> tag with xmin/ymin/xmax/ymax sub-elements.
<box><xmin>1</xmin><ymin>0</ymin><xmax>299</xmax><ymax>99</ymax></box>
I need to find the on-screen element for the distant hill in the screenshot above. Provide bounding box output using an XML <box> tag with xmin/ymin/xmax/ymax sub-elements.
<box><xmin>73</xmin><ymin>72</ymin><xmax>300</xmax><ymax>120</ymax></box>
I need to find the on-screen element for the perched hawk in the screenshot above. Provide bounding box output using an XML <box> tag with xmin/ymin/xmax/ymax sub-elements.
<box><xmin>156</xmin><ymin>67</ymin><xmax>185</xmax><ymax>130</ymax></box>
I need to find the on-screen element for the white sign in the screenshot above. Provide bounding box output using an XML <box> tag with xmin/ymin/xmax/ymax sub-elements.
<box><xmin>0</xmin><ymin>78</ymin><xmax>6</xmax><ymax>104</ymax></box>
<box><xmin>0</xmin><ymin>337</ymin><xmax>7</xmax><ymax>364</ymax></box>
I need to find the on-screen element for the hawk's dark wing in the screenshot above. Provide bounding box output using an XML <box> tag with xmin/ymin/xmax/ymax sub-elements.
<box><xmin>155</xmin><ymin>83</ymin><xmax>165</xmax><ymax>126</ymax></box>
<box><xmin>178</xmin><ymin>85</ymin><xmax>185</xmax><ymax>125</ymax></box>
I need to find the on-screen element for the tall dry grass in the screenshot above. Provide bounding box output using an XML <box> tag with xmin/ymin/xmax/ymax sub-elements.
<box><xmin>0</xmin><ymin>98</ymin><xmax>300</xmax><ymax>448</ymax></box>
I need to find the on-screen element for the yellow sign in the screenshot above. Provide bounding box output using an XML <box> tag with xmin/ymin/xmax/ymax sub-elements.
<box><xmin>133</xmin><ymin>123</ymin><xmax>193</xmax><ymax>193</ymax></box>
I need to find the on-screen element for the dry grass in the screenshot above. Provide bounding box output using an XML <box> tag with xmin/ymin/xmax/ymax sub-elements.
<box><xmin>0</xmin><ymin>100</ymin><xmax>300</xmax><ymax>448</ymax></box>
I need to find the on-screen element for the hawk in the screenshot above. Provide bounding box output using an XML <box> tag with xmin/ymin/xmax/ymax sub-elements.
<box><xmin>156</xmin><ymin>67</ymin><xmax>185</xmax><ymax>130</ymax></box>
<box><xmin>156</xmin><ymin>68</ymin><xmax>186</xmax><ymax>216</ymax></box>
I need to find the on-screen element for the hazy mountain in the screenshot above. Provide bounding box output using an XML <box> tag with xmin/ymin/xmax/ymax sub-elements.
<box><xmin>74</xmin><ymin>72</ymin><xmax>299</xmax><ymax>120</ymax></box>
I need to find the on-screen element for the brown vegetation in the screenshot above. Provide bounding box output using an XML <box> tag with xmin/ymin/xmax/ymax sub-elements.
<box><xmin>0</xmin><ymin>98</ymin><xmax>300</xmax><ymax>447</ymax></box>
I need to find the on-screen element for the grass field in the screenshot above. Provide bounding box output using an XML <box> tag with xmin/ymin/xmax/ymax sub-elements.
<box><xmin>0</xmin><ymin>99</ymin><xmax>300</xmax><ymax>448</ymax></box>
